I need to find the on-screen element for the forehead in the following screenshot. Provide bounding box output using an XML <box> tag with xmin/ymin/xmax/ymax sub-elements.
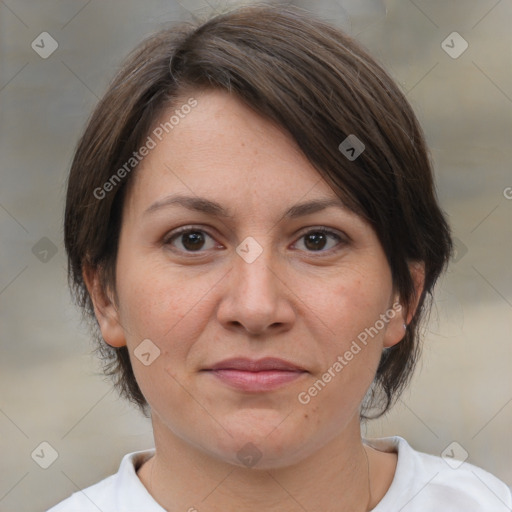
<box><xmin>122</xmin><ymin>89</ymin><xmax>345</xmax><ymax>218</ymax></box>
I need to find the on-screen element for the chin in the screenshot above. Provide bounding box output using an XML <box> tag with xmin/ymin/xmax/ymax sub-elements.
<box><xmin>204</xmin><ymin>412</ymin><xmax>316</xmax><ymax>470</ymax></box>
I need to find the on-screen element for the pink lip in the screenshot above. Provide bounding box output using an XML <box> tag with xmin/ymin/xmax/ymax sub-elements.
<box><xmin>208</xmin><ymin>357</ymin><xmax>305</xmax><ymax>372</ymax></box>
<box><xmin>203</xmin><ymin>357</ymin><xmax>307</xmax><ymax>392</ymax></box>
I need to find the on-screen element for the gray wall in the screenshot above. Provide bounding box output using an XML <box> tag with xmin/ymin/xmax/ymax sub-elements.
<box><xmin>0</xmin><ymin>1</ymin><xmax>511</xmax><ymax>510</ymax></box>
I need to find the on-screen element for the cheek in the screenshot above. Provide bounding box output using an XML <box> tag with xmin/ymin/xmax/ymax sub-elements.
<box><xmin>115</xmin><ymin>254</ymin><xmax>217</xmax><ymax>344</ymax></box>
<box><xmin>114</xmin><ymin>259</ymin><xmax>222</xmax><ymax>403</ymax></box>
<box><xmin>302</xmin><ymin>269</ymin><xmax>391</xmax><ymax>400</ymax></box>
<box><xmin>316</xmin><ymin>268</ymin><xmax>392</xmax><ymax>344</ymax></box>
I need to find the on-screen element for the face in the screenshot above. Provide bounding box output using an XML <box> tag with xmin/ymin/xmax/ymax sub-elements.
<box><xmin>89</xmin><ymin>89</ymin><xmax>413</xmax><ymax>469</ymax></box>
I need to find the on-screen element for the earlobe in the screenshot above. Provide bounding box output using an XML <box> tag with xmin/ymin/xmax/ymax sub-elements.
<box><xmin>382</xmin><ymin>298</ymin><xmax>408</xmax><ymax>349</ymax></box>
<box><xmin>82</xmin><ymin>263</ymin><xmax>127</xmax><ymax>348</ymax></box>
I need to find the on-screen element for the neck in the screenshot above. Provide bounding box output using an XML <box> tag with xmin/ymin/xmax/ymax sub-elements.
<box><xmin>138</xmin><ymin>414</ymin><xmax>377</xmax><ymax>512</ymax></box>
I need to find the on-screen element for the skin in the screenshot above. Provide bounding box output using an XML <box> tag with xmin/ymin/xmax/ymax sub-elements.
<box><xmin>84</xmin><ymin>88</ymin><xmax>425</xmax><ymax>511</ymax></box>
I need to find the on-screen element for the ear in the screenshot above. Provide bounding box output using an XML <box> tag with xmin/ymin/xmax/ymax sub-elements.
<box><xmin>383</xmin><ymin>261</ymin><xmax>425</xmax><ymax>348</ymax></box>
<box><xmin>404</xmin><ymin>261</ymin><xmax>426</xmax><ymax>324</ymax></box>
<box><xmin>82</xmin><ymin>263</ymin><xmax>127</xmax><ymax>348</ymax></box>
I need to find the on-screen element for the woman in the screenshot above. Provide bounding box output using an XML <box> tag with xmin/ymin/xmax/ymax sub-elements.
<box><xmin>49</xmin><ymin>3</ymin><xmax>511</xmax><ymax>511</ymax></box>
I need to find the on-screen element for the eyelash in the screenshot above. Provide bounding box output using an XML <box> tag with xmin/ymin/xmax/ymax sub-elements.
<box><xmin>162</xmin><ymin>226</ymin><xmax>348</xmax><ymax>257</ymax></box>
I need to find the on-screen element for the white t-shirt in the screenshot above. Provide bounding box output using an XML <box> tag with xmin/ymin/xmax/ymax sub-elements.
<box><xmin>47</xmin><ymin>436</ymin><xmax>512</xmax><ymax>511</ymax></box>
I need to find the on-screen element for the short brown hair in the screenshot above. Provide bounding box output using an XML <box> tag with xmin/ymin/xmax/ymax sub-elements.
<box><xmin>64</xmin><ymin>3</ymin><xmax>453</xmax><ymax>420</ymax></box>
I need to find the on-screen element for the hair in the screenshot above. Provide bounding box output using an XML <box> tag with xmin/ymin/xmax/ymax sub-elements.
<box><xmin>64</xmin><ymin>2</ymin><xmax>453</xmax><ymax>420</ymax></box>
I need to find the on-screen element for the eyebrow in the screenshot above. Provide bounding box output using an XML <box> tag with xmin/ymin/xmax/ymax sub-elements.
<box><xmin>143</xmin><ymin>193</ymin><xmax>347</xmax><ymax>220</ymax></box>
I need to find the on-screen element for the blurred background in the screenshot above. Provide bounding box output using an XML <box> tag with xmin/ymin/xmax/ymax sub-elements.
<box><xmin>0</xmin><ymin>0</ymin><xmax>511</xmax><ymax>510</ymax></box>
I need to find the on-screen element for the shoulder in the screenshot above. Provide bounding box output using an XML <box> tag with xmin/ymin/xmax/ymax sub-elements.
<box><xmin>46</xmin><ymin>449</ymin><xmax>161</xmax><ymax>512</ymax></box>
<box><xmin>46</xmin><ymin>473</ymin><xmax>117</xmax><ymax>511</ymax></box>
<box><xmin>365</xmin><ymin>436</ymin><xmax>512</xmax><ymax>511</ymax></box>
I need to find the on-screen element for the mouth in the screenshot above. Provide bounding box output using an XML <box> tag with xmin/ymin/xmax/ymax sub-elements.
<box><xmin>202</xmin><ymin>357</ymin><xmax>308</xmax><ymax>392</ymax></box>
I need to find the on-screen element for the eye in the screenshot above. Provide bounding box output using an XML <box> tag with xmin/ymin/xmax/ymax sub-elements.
<box><xmin>163</xmin><ymin>227</ymin><xmax>219</xmax><ymax>253</ymax></box>
<box><xmin>163</xmin><ymin>226</ymin><xmax>347</xmax><ymax>255</ymax></box>
<box><xmin>293</xmin><ymin>228</ymin><xmax>345</xmax><ymax>253</ymax></box>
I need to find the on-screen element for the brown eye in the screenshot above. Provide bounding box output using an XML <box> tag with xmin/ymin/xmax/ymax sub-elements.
<box><xmin>164</xmin><ymin>228</ymin><xmax>217</xmax><ymax>253</ymax></box>
<box><xmin>294</xmin><ymin>229</ymin><xmax>345</xmax><ymax>253</ymax></box>
<box><xmin>180</xmin><ymin>231</ymin><xmax>206</xmax><ymax>251</ymax></box>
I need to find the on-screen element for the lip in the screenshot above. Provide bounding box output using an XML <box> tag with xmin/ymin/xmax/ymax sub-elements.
<box><xmin>208</xmin><ymin>357</ymin><xmax>306</xmax><ymax>372</ymax></box>
<box><xmin>203</xmin><ymin>357</ymin><xmax>308</xmax><ymax>392</ymax></box>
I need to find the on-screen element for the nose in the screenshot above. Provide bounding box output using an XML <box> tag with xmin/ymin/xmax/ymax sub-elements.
<box><xmin>216</xmin><ymin>242</ymin><xmax>296</xmax><ymax>337</ymax></box>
